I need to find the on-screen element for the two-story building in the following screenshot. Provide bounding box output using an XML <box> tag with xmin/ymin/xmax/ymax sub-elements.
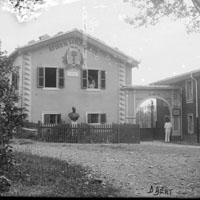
<box><xmin>152</xmin><ymin>69</ymin><xmax>200</xmax><ymax>143</ymax></box>
<box><xmin>10</xmin><ymin>29</ymin><xmax>139</xmax><ymax>125</ymax></box>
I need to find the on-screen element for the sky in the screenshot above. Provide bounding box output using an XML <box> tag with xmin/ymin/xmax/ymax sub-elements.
<box><xmin>0</xmin><ymin>0</ymin><xmax>200</xmax><ymax>85</ymax></box>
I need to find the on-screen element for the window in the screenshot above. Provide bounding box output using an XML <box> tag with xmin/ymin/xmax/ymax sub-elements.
<box><xmin>12</xmin><ymin>72</ymin><xmax>19</xmax><ymax>90</ymax></box>
<box><xmin>43</xmin><ymin>113</ymin><xmax>61</xmax><ymax>124</ymax></box>
<box><xmin>81</xmin><ymin>69</ymin><xmax>106</xmax><ymax>89</ymax></box>
<box><xmin>87</xmin><ymin>113</ymin><xmax>106</xmax><ymax>124</ymax></box>
<box><xmin>186</xmin><ymin>80</ymin><xmax>193</xmax><ymax>103</ymax></box>
<box><xmin>187</xmin><ymin>113</ymin><xmax>194</xmax><ymax>134</ymax></box>
<box><xmin>37</xmin><ymin>67</ymin><xmax>64</xmax><ymax>88</ymax></box>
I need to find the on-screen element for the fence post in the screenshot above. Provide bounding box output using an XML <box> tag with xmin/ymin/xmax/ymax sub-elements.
<box><xmin>117</xmin><ymin>124</ymin><xmax>120</xmax><ymax>143</ymax></box>
<box><xmin>77</xmin><ymin>124</ymin><xmax>80</xmax><ymax>143</ymax></box>
<box><xmin>37</xmin><ymin>121</ymin><xmax>41</xmax><ymax>140</ymax></box>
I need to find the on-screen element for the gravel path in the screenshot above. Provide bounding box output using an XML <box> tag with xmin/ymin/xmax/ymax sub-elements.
<box><xmin>12</xmin><ymin>139</ymin><xmax>200</xmax><ymax>198</ymax></box>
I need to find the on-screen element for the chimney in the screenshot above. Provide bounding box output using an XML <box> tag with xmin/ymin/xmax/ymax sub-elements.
<box><xmin>28</xmin><ymin>40</ymin><xmax>36</xmax><ymax>44</ymax></box>
<box><xmin>39</xmin><ymin>34</ymin><xmax>50</xmax><ymax>40</ymax></box>
<box><xmin>56</xmin><ymin>31</ymin><xmax>63</xmax><ymax>35</ymax></box>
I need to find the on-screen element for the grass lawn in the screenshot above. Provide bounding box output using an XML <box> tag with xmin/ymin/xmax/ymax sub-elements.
<box><xmin>2</xmin><ymin>151</ymin><xmax>120</xmax><ymax>197</ymax></box>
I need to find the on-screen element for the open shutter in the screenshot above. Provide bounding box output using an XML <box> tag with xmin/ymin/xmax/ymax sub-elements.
<box><xmin>81</xmin><ymin>69</ymin><xmax>87</xmax><ymax>89</ymax></box>
<box><xmin>100</xmin><ymin>113</ymin><xmax>106</xmax><ymax>124</ymax></box>
<box><xmin>57</xmin><ymin>114</ymin><xmax>61</xmax><ymax>124</ymax></box>
<box><xmin>87</xmin><ymin>114</ymin><xmax>91</xmax><ymax>123</ymax></box>
<box><xmin>44</xmin><ymin>114</ymin><xmax>50</xmax><ymax>124</ymax></box>
<box><xmin>58</xmin><ymin>68</ymin><xmax>65</xmax><ymax>88</ymax></box>
<box><xmin>37</xmin><ymin>67</ymin><xmax>44</xmax><ymax>88</ymax></box>
<box><xmin>100</xmin><ymin>70</ymin><xmax>106</xmax><ymax>89</ymax></box>
<box><xmin>12</xmin><ymin>73</ymin><xmax>18</xmax><ymax>89</ymax></box>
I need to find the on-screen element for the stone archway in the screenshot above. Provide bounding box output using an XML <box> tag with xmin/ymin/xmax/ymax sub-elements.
<box><xmin>136</xmin><ymin>96</ymin><xmax>172</xmax><ymax>140</ymax></box>
<box><xmin>136</xmin><ymin>95</ymin><xmax>172</xmax><ymax>116</ymax></box>
<box><xmin>122</xmin><ymin>85</ymin><xmax>182</xmax><ymax>141</ymax></box>
<box><xmin>136</xmin><ymin>96</ymin><xmax>172</xmax><ymax>123</ymax></box>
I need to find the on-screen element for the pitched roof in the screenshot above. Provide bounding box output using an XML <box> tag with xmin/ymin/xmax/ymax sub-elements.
<box><xmin>151</xmin><ymin>68</ymin><xmax>200</xmax><ymax>85</ymax></box>
<box><xmin>9</xmin><ymin>29</ymin><xmax>139</xmax><ymax>68</ymax></box>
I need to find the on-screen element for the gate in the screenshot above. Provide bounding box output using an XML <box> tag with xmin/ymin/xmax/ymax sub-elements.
<box><xmin>140</xmin><ymin>128</ymin><xmax>165</xmax><ymax>141</ymax></box>
<box><xmin>119</xmin><ymin>124</ymin><xmax>140</xmax><ymax>143</ymax></box>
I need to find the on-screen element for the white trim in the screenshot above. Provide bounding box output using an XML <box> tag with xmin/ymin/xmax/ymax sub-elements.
<box><xmin>42</xmin><ymin>88</ymin><xmax>61</xmax><ymax>91</ymax></box>
<box><xmin>187</xmin><ymin>113</ymin><xmax>194</xmax><ymax>134</ymax></box>
<box><xmin>86</xmin><ymin>89</ymin><xmax>101</xmax><ymax>92</ymax></box>
<box><xmin>173</xmin><ymin>116</ymin><xmax>180</xmax><ymax>131</ymax></box>
<box><xmin>185</xmin><ymin>79</ymin><xmax>193</xmax><ymax>103</ymax></box>
<box><xmin>125</xmin><ymin>91</ymin><xmax>129</xmax><ymax>123</ymax></box>
<box><xmin>43</xmin><ymin>65</ymin><xmax>59</xmax><ymax>68</ymax></box>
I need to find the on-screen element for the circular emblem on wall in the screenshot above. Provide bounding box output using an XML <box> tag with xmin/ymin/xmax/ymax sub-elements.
<box><xmin>63</xmin><ymin>46</ymin><xmax>84</xmax><ymax>70</ymax></box>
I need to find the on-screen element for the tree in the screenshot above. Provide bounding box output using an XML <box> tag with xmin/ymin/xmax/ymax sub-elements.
<box><xmin>2</xmin><ymin>0</ymin><xmax>46</xmax><ymax>22</ymax></box>
<box><xmin>0</xmin><ymin>48</ymin><xmax>27</xmax><ymax>193</ymax></box>
<box><xmin>123</xmin><ymin>0</ymin><xmax>200</xmax><ymax>33</ymax></box>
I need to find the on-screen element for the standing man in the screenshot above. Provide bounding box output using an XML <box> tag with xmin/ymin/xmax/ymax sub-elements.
<box><xmin>164</xmin><ymin>117</ymin><xmax>172</xmax><ymax>143</ymax></box>
<box><xmin>68</xmin><ymin>107</ymin><xmax>80</xmax><ymax>125</ymax></box>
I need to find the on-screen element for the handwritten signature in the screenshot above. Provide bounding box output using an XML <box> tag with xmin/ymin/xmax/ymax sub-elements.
<box><xmin>147</xmin><ymin>185</ymin><xmax>173</xmax><ymax>196</ymax></box>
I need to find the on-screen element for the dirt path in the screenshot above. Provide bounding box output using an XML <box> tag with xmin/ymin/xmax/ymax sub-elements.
<box><xmin>12</xmin><ymin>139</ymin><xmax>200</xmax><ymax>198</ymax></box>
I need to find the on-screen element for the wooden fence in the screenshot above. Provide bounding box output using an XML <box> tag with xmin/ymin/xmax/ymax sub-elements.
<box><xmin>17</xmin><ymin>121</ymin><xmax>140</xmax><ymax>144</ymax></box>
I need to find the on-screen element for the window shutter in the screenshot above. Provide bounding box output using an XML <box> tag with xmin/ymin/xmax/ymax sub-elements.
<box><xmin>58</xmin><ymin>68</ymin><xmax>65</xmax><ymax>88</ymax></box>
<box><xmin>57</xmin><ymin>114</ymin><xmax>61</xmax><ymax>124</ymax></box>
<box><xmin>88</xmin><ymin>114</ymin><xmax>91</xmax><ymax>123</ymax></box>
<box><xmin>12</xmin><ymin>73</ymin><xmax>18</xmax><ymax>90</ymax></box>
<box><xmin>44</xmin><ymin>114</ymin><xmax>50</xmax><ymax>124</ymax></box>
<box><xmin>100</xmin><ymin>113</ymin><xmax>106</xmax><ymax>124</ymax></box>
<box><xmin>81</xmin><ymin>69</ymin><xmax>87</xmax><ymax>89</ymax></box>
<box><xmin>100</xmin><ymin>71</ymin><xmax>106</xmax><ymax>89</ymax></box>
<box><xmin>37</xmin><ymin>67</ymin><xmax>44</xmax><ymax>88</ymax></box>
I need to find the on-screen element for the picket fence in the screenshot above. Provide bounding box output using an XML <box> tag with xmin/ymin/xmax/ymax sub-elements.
<box><xmin>17</xmin><ymin>121</ymin><xmax>140</xmax><ymax>144</ymax></box>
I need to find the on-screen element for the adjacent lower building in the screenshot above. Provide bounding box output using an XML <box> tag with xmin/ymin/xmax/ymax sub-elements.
<box><xmin>152</xmin><ymin>69</ymin><xmax>200</xmax><ymax>143</ymax></box>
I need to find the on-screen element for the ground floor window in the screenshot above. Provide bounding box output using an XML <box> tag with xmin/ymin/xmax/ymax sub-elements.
<box><xmin>187</xmin><ymin>113</ymin><xmax>194</xmax><ymax>134</ymax></box>
<box><xmin>43</xmin><ymin>113</ymin><xmax>61</xmax><ymax>124</ymax></box>
<box><xmin>87</xmin><ymin>113</ymin><xmax>106</xmax><ymax>124</ymax></box>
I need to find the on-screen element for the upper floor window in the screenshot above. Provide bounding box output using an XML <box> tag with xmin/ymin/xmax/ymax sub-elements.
<box><xmin>12</xmin><ymin>72</ymin><xmax>19</xmax><ymax>90</ymax></box>
<box><xmin>185</xmin><ymin>80</ymin><xmax>193</xmax><ymax>103</ymax></box>
<box><xmin>37</xmin><ymin>67</ymin><xmax>64</xmax><ymax>89</ymax></box>
<box><xmin>81</xmin><ymin>69</ymin><xmax>106</xmax><ymax>90</ymax></box>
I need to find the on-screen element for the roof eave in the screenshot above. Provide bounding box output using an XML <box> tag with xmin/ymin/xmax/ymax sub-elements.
<box><xmin>122</xmin><ymin>85</ymin><xmax>181</xmax><ymax>90</ymax></box>
<box><xmin>151</xmin><ymin>70</ymin><xmax>200</xmax><ymax>85</ymax></box>
<box><xmin>8</xmin><ymin>30</ymin><xmax>140</xmax><ymax>66</ymax></box>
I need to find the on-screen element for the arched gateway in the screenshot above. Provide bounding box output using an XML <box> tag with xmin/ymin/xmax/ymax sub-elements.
<box><xmin>122</xmin><ymin>85</ymin><xmax>182</xmax><ymax>141</ymax></box>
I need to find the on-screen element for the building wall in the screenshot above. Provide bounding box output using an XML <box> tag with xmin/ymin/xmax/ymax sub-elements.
<box><xmin>167</xmin><ymin>78</ymin><xmax>200</xmax><ymax>142</ymax></box>
<box><xmin>156</xmin><ymin>99</ymin><xmax>170</xmax><ymax>128</ymax></box>
<box><xmin>12</xmin><ymin>54</ymin><xmax>23</xmax><ymax>108</ymax></box>
<box><xmin>17</xmin><ymin>42</ymin><xmax>131</xmax><ymax>124</ymax></box>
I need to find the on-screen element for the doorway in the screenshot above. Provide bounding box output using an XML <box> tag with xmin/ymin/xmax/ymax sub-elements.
<box><xmin>137</xmin><ymin>98</ymin><xmax>171</xmax><ymax>141</ymax></box>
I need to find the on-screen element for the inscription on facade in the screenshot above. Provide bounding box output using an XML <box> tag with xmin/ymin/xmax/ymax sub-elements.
<box><xmin>66</xmin><ymin>69</ymin><xmax>79</xmax><ymax>77</ymax></box>
<box><xmin>148</xmin><ymin>92</ymin><xmax>161</xmax><ymax>96</ymax></box>
<box><xmin>49</xmin><ymin>38</ymin><xmax>83</xmax><ymax>52</ymax></box>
